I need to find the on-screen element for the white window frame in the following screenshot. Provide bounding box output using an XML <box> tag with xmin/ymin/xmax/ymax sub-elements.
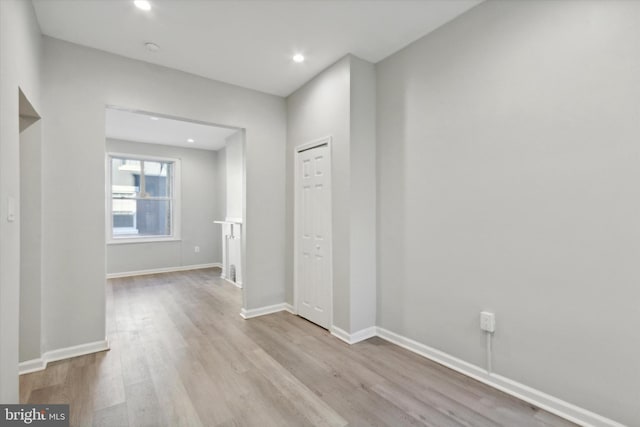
<box><xmin>106</xmin><ymin>152</ymin><xmax>181</xmax><ymax>244</ymax></box>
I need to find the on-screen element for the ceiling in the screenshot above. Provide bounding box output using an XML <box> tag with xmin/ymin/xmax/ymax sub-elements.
<box><xmin>32</xmin><ymin>0</ymin><xmax>482</xmax><ymax>97</ymax></box>
<box><xmin>106</xmin><ymin>108</ymin><xmax>238</xmax><ymax>151</ymax></box>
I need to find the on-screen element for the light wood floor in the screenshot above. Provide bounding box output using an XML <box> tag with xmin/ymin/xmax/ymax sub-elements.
<box><xmin>20</xmin><ymin>268</ymin><xmax>576</xmax><ymax>427</ymax></box>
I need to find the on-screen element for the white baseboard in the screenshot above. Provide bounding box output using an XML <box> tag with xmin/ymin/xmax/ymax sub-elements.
<box><xmin>221</xmin><ymin>277</ymin><xmax>243</xmax><ymax>288</ymax></box>
<box><xmin>376</xmin><ymin>327</ymin><xmax>624</xmax><ymax>427</ymax></box>
<box><xmin>240</xmin><ymin>303</ymin><xmax>296</xmax><ymax>319</ymax></box>
<box><xmin>44</xmin><ymin>339</ymin><xmax>110</xmax><ymax>364</ymax></box>
<box><xmin>330</xmin><ymin>325</ymin><xmax>377</xmax><ymax>345</ymax></box>
<box><xmin>19</xmin><ymin>339</ymin><xmax>110</xmax><ymax>375</ymax></box>
<box><xmin>330</xmin><ymin>326</ymin><xmax>351</xmax><ymax>344</ymax></box>
<box><xmin>106</xmin><ymin>263</ymin><xmax>221</xmax><ymax>279</ymax></box>
<box><xmin>18</xmin><ymin>358</ymin><xmax>46</xmax><ymax>375</ymax></box>
<box><xmin>240</xmin><ymin>303</ymin><xmax>292</xmax><ymax>319</ymax></box>
<box><xmin>351</xmin><ymin>326</ymin><xmax>378</xmax><ymax>343</ymax></box>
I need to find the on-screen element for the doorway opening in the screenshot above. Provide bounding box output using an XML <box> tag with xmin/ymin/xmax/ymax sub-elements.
<box><xmin>104</xmin><ymin>106</ymin><xmax>246</xmax><ymax>307</ymax></box>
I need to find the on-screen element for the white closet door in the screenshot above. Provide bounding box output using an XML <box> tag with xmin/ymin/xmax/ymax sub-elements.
<box><xmin>296</xmin><ymin>143</ymin><xmax>332</xmax><ymax>329</ymax></box>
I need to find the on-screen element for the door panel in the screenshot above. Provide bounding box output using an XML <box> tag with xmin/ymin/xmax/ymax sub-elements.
<box><xmin>296</xmin><ymin>143</ymin><xmax>331</xmax><ymax>329</ymax></box>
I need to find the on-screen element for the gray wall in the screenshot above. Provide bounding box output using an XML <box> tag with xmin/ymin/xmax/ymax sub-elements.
<box><xmin>376</xmin><ymin>1</ymin><xmax>640</xmax><ymax>425</ymax></box>
<box><xmin>287</xmin><ymin>56</ymin><xmax>352</xmax><ymax>331</ymax></box>
<box><xmin>215</xmin><ymin>144</ymin><xmax>227</xmax><ymax>224</ymax></box>
<box><xmin>0</xmin><ymin>0</ymin><xmax>42</xmax><ymax>402</ymax></box>
<box><xmin>224</xmin><ymin>131</ymin><xmax>244</xmax><ymax>220</ymax></box>
<box><xmin>287</xmin><ymin>55</ymin><xmax>377</xmax><ymax>334</ymax></box>
<box><xmin>106</xmin><ymin>139</ymin><xmax>222</xmax><ymax>274</ymax></box>
<box><xmin>41</xmin><ymin>37</ymin><xmax>287</xmax><ymax>354</ymax></box>
<box><xmin>349</xmin><ymin>57</ymin><xmax>377</xmax><ymax>333</ymax></box>
<box><xmin>20</xmin><ymin>121</ymin><xmax>42</xmax><ymax>363</ymax></box>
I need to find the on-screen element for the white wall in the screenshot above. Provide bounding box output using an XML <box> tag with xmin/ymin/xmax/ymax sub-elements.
<box><xmin>287</xmin><ymin>55</ymin><xmax>376</xmax><ymax>334</ymax></box>
<box><xmin>376</xmin><ymin>1</ymin><xmax>640</xmax><ymax>425</ymax></box>
<box><xmin>41</xmin><ymin>37</ymin><xmax>287</xmax><ymax>354</ymax></box>
<box><xmin>0</xmin><ymin>0</ymin><xmax>42</xmax><ymax>403</ymax></box>
<box><xmin>224</xmin><ymin>131</ymin><xmax>244</xmax><ymax>220</ymax></box>
<box><xmin>106</xmin><ymin>139</ymin><xmax>222</xmax><ymax>274</ymax></box>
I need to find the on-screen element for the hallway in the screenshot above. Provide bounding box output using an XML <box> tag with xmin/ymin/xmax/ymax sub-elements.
<box><xmin>20</xmin><ymin>269</ymin><xmax>575</xmax><ymax>426</ymax></box>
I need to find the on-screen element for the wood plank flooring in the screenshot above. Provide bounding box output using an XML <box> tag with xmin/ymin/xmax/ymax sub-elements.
<box><xmin>20</xmin><ymin>268</ymin><xmax>576</xmax><ymax>427</ymax></box>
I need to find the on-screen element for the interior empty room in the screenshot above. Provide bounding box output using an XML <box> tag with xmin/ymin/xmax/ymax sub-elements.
<box><xmin>0</xmin><ymin>0</ymin><xmax>638</xmax><ymax>426</ymax></box>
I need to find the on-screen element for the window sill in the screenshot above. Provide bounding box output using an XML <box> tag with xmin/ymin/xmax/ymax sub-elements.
<box><xmin>107</xmin><ymin>237</ymin><xmax>181</xmax><ymax>245</ymax></box>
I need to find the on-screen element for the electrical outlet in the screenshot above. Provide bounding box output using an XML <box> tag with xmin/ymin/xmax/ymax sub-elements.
<box><xmin>194</xmin><ymin>246</ymin><xmax>200</xmax><ymax>253</ymax></box>
<box><xmin>480</xmin><ymin>311</ymin><xmax>496</xmax><ymax>333</ymax></box>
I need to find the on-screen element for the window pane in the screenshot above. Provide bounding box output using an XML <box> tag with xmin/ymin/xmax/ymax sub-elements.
<box><xmin>111</xmin><ymin>158</ymin><xmax>140</xmax><ymax>198</ymax></box>
<box><xmin>112</xmin><ymin>198</ymin><xmax>138</xmax><ymax>236</ymax></box>
<box><xmin>135</xmin><ymin>199</ymin><xmax>171</xmax><ymax>236</ymax></box>
<box><xmin>144</xmin><ymin>161</ymin><xmax>171</xmax><ymax>198</ymax></box>
<box><xmin>112</xmin><ymin>199</ymin><xmax>171</xmax><ymax>238</ymax></box>
<box><xmin>137</xmin><ymin>199</ymin><xmax>171</xmax><ymax>237</ymax></box>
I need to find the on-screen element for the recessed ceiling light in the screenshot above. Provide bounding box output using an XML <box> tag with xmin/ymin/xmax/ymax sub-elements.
<box><xmin>293</xmin><ymin>54</ymin><xmax>305</xmax><ymax>63</ymax></box>
<box><xmin>134</xmin><ymin>1</ymin><xmax>151</xmax><ymax>11</ymax></box>
<box><xmin>150</xmin><ymin>116</ymin><xmax>159</xmax><ymax>121</ymax></box>
<box><xmin>144</xmin><ymin>42</ymin><xmax>160</xmax><ymax>52</ymax></box>
<box><xmin>187</xmin><ymin>138</ymin><xmax>195</xmax><ymax>143</ymax></box>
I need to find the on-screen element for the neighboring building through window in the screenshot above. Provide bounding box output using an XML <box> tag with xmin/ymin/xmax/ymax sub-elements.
<box><xmin>108</xmin><ymin>154</ymin><xmax>180</xmax><ymax>242</ymax></box>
